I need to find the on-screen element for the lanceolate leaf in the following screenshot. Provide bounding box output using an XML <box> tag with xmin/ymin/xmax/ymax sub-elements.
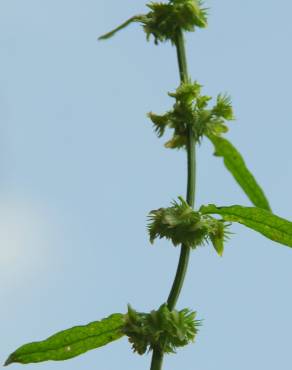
<box><xmin>98</xmin><ymin>15</ymin><xmax>144</xmax><ymax>40</ymax></box>
<box><xmin>207</xmin><ymin>134</ymin><xmax>271</xmax><ymax>211</ymax></box>
<box><xmin>200</xmin><ymin>204</ymin><xmax>292</xmax><ymax>248</ymax></box>
<box><xmin>4</xmin><ymin>314</ymin><xmax>125</xmax><ymax>366</ymax></box>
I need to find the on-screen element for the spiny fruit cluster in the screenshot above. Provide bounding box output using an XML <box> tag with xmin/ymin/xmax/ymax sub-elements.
<box><xmin>123</xmin><ymin>304</ymin><xmax>200</xmax><ymax>354</ymax></box>
<box><xmin>142</xmin><ymin>0</ymin><xmax>208</xmax><ymax>44</ymax></box>
<box><xmin>148</xmin><ymin>81</ymin><xmax>234</xmax><ymax>149</ymax></box>
<box><xmin>148</xmin><ymin>196</ymin><xmax>230</xmax><ymax>255</ymax></box>
<box><xmin>99</xmin><ymin>0</ymin><xmax>208</xmax><ymax>44</ymax></box>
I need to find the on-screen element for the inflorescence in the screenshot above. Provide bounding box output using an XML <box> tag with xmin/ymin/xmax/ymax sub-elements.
<box><xmin>148</xmin><ymin>81</ymin><xmax>234</xmax><ymax>149</ymax></box>
<box><xmin>99</xmin><ymin>0</ymin><xmax>208</xmax><ymax>44</ymax></box>
<box><xmin>148</xmin><ymin>196</ymin><xmax>230</xmax><ymax>255</ymax></box>
<box><xmin>123</xmin><ymin>304</ymin><xmax>200</xmax><ymax>354</ymax></box>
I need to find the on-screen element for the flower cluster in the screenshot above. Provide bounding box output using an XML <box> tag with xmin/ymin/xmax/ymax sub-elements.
<box><xmin>148</xmin><ymin>196</ymin><xmax>230</xmax><ymax>255</ymax></box>
<box><xmin>142</xmin><ymin>0</ymin><xmax>208</xmax><ymax>44</ymax></box>
<box><xmin>148</xmin><ymin>81</ymin><xmax>235</xmax><ymax>149</ymax></box>
<box><xmin>123</xmin><ymin>304</ymin><xmax>200</xmax><ymax>354</ymax></box>
<box><xmin>99</xmin><ymin>0</ymin><xmax>207</xmax><ymax>44</ymax></box>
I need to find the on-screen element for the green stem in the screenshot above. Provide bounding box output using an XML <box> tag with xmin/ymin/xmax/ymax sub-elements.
<box><xmin>175</xmin><ymin>29</ymin><xmax>189</xmax><ymax>84</ymax></box>
<box><xmin>167</xmin><ymin>27</ymin><xmax>196</xmax><ymax>315</ymax></box>
<box><xmin>150</xmin><ymin>29</ymin><xmax>196</xmax><ymax>370</ymax></box>
<box><xmin>150</xmin><ymin>348</ymin><xmax>164</xmax><ymax>370</ymax></box>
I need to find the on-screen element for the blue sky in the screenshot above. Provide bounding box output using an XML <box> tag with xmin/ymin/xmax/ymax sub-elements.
<box><xmin>1</xmin><ymin>1</ymin><xmax>292</xmax><ymax>369</ymax></box>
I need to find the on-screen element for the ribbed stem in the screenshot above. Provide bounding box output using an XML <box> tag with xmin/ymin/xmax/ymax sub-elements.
<box><xmin>150</xmin><ymin>29</ymin><xmax>196</xmax><ymax>370</ymax></box>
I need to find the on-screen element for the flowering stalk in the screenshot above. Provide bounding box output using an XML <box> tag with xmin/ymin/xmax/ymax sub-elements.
<box><xmin>5</xmin><ymin>2</ymin><xmax>292</xmax><ymax>370</ymax></box>
<box><xmin>150</xmin><ymin>28</ymin><xmax>194</xmax><ymax>370</ymax></box>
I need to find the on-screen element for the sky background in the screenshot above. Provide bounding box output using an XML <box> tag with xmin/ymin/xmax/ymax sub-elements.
<box><xmin>0</xmin><ymin>1</ymin><xmax>292</xmax><ymax>369</ymax></box>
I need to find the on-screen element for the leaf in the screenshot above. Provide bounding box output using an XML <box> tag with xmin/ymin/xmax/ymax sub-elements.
<box><xmin>98</xmin><ymin>15</ymin><xmax>144</xmax><ymax>40</ymax></box>
<box><xmin>207</xmin><ymin>135</ymin><xmax>271</xmax><ymax>211</ymax></box>
<box><xmin>210</xmin><ymin>228</ymin><xmax>224</xmax><ymax>256</ymax></box>
<box><xmin>4</xmin><ymin>313</ymin><xmax>125</xmax><ymax>366</ymax></box>
<box><xmin>200</xmin><ymin>204</ymin><xmax>292</xmax><ymax>248</ymax></box>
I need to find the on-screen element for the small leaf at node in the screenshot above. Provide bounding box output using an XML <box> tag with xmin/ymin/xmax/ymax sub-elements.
<box><xmin>98</xmin><ymin>15</ymin><xmax>145</xmax><ymax>40</ymax></box>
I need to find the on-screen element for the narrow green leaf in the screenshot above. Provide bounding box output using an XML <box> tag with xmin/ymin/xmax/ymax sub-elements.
<box><xmin>207</xmin><ymin>134</ymin><xmax>271</xmax><ymax>211</ymax></box>
<box><xmin>4</xmin><ymin>313</ymin><xmax>125</xmax><ymax>366</ymax></box>
<box><xmin>200</xmin><ymin>204</ymin><xmax>292</xmax><ymax>248</ymax></box>
<box><xmin>98</xmin><ymin>15</ymin><xmax>144</xmax><ymax>40</ymax></box>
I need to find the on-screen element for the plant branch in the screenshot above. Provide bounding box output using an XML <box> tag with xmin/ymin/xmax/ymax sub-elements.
<box><xmin>150</xmin><ymin>29</ymin><xmax>196</xmax><ymax>370</ymax></box>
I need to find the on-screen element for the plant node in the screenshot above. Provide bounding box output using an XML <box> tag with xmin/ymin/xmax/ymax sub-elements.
<box><xmin>99</xmin><ymin>0</ymin><xmax>208</xmax><ymax>44</ymax></box>
<box><xmin>148</xmin><ymin>196</ymin><xmax>230</xmax><ymax>255</ymax></box>
<box><xmin>148</xmin><ymin>81</ymin><xmax>235</xmax><ymax>149</ymax></box>
<box><xmin>123</xmin><ymin>304</ymin><xmax>200</xmax><ymax>354</ymax></box>
<box><xmin>143</xmin><ymin>0</ymin><xmax>208</xmax><ymax>44</ymax></box>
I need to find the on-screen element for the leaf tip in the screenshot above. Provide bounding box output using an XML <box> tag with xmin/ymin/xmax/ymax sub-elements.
<box><xmin>97</xmin><ymin>34</ymin><xmax>108</xmax><ymax>41</ymax></box>
<box><xmin>3</xmin><ymin>355</ymin><xmax>13</xmax><ymax>367</ymax></box>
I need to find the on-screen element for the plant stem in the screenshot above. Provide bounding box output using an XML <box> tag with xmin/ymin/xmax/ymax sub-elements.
<box><xmin>175</xmin><ymin>29</ymin><xmax>189</xmax><ymax>84</ymax></box>
<box><xmin>150</xmin><ymin>29</ymin><xmax>196</xmax><ymax>370</ymax></box>
<box><xmin>150</xmin><ymin>347</ymin><xmax>164</xmax><ymax>370</ymax></box>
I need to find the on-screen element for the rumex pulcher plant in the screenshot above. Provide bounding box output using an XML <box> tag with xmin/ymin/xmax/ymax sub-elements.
<box><xmin>4</xmin><ymin>1</ymin><xmax>292</xmax><ymax>370</ymax></box>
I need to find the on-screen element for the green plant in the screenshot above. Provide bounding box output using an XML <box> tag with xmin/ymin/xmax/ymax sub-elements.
<box><xmin>4</xmin><ymin>1</ymin><xmax>292</xmax><ymax>370</ymax></box>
